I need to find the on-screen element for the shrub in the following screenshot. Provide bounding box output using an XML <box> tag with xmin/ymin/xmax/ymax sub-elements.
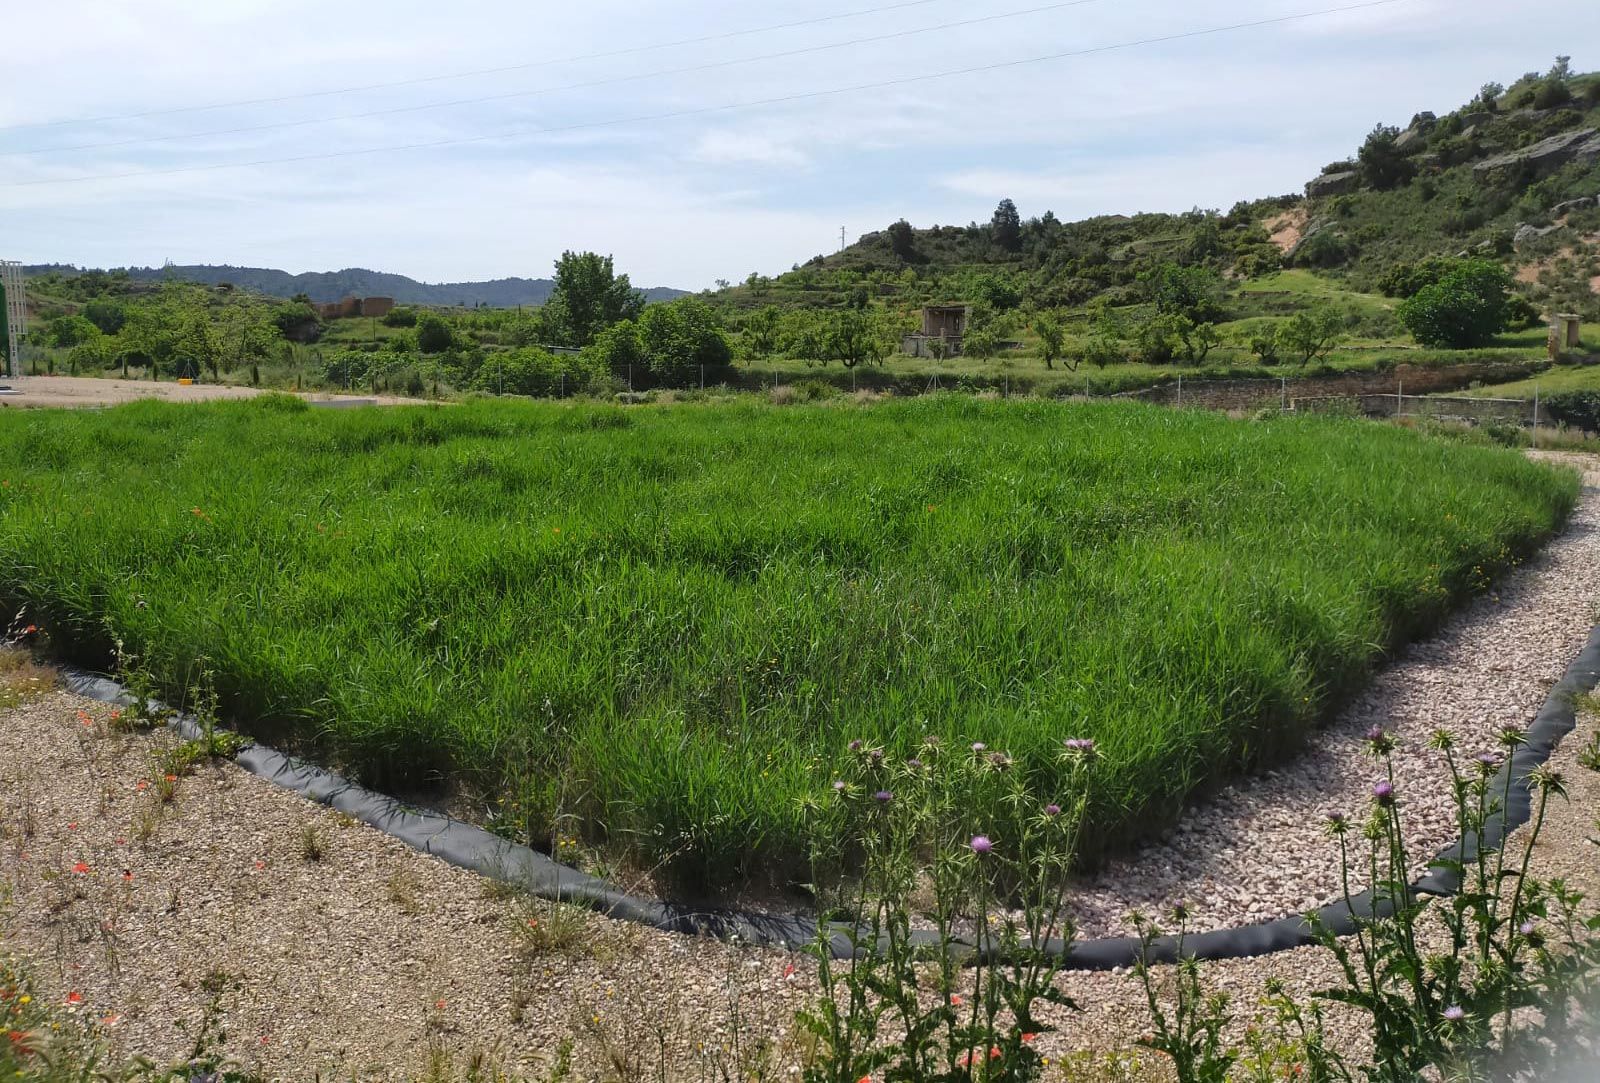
<box><xmin>382</xmin><ymin>306</ymin><xmax>419</xmax><ymax>328</ymax></box>
<box><xmin>471</xmin><ymin>347</ymin><xmax>607</xmax><ymax>398</ymax></box>
<box><xmin>415</xmin><ymin>314</ymin><xmax>454</xmax><ymax>354</ymax></box>
<box><xmin>1398</xmin><ymin>260</ymin><xmax>1513</xmax><ymax>348</ymax></box>
<box><xmin>1543</xmin><ymin>391</ymin><xmax>1600</xmax><ymax>435</ymax></box>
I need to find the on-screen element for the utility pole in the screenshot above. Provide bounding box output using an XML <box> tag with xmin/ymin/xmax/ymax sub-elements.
<box><xmin>839</xmin><ymin>226</ymin><xmax>847</xmax><ymax>253</ymax></box>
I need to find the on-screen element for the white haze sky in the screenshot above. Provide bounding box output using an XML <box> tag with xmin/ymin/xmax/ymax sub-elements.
<box><xmin>1</xmin><ymin>0</ymin><xmax>1595</xmax><ymax>289</ymax></box>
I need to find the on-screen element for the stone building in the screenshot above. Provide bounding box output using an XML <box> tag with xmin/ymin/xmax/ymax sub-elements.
<box><xmin>902</xmin><ymin>304</ymin><xmax>971</xmax><ymax>358</ymax></box>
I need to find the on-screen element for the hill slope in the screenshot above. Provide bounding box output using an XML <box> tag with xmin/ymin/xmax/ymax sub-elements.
<box><xmin>24</xmin><ymin>264</ymin><xmax>688</xmax><ymax>308</ymax></box>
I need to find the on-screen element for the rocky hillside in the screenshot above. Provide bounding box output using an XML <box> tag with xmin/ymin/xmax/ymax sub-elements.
<box><xmin>1289</xmin><ymin>61</ymin><xmax>1600</xmax><ymax>315</ymax></box>
<box><xmin>722</xmin><ymin>62</ymin><xmax>1598</xmax><ymax>320</ymax></box>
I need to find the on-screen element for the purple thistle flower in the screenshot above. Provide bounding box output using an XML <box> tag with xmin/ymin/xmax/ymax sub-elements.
<box><xmin>868</xmin><ymin>748</ymin><xmax>883</xmax><ymax>764</ymax></box>
<box><xmin>905</xmin><ymin>758</ymin><xmax>924</xmax><ymax>770</ymax></box>
<box><xmin>989</xmin><ymin>751</ymin><xmax>1011</xmax><ymax>770</ymax></box>
<box><xmin>1365</xmin><ymin>725</ymin><xmax>1386</xmax><ymax>743</ymax></box>
<box><xmin>1519</xmin><ymin>919</ymin><xmax>1536</xmax><ymax>936</ymax></box>
<box><xmin>1442</xmin><ymin>1005</ymin><xmax>1465</xmax><ymax>1023</ymax></box>
<box><xmin>971</xmin><ymin>742</ymin><xmax>987</xmax><ymax>753</ymax></box>
<box><xmin>923</xmin><ymin>735</ymin><xmax>941</xmax><ymax>748</ymax></box>
<box><xmin>832</xmin><ymin>779</ymin><xmax>847</xmax><ymax>794</ymax></box>
<box><xmin>1477</xmin><ymin>752</ymin><xmax>1501</xmax><ymax>771</ymax></box>
<box><xmin>1044</xmin><ymin>804</ymin><xmax>1062</xmax><ymax>818</ymax></box>
<box><xmin>873</xmin><ymin>790</ymin><xmax>893</xmax><ymax>805</ymax></box>
<box><xmin>1373</xmin><ymin>781</ymin><xmax>1395</xmax><ymax>806</ymax></box>
<box><xmin>848</xmin><ymin>739</ymin><xmax>863</xmax><ymax>752</ymax></box>
<box><xmin>970</xmin><ymin>835</ymin><xmax>993</xmax><ymax>855</ymax></box>
<box><xmin>1063</xmin><ymin>738</ymin><xmax>1097</xmax><ymax>759</ymax></box>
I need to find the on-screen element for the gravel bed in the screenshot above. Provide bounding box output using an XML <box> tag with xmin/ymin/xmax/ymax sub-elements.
<box><xmin>1066</xmin><ymin>451</ymin><xmax>1600</xmax><ymax>939</ymax></box>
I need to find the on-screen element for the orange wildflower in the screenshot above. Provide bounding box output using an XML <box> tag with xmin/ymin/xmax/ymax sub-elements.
<box><xmin>65</xmin><ymin>992</ymin><xmax>82</xmax><ymax>1005</ymax></box>
<box><xmin>72</xmin><ymin>862</ymin><xmax>90</xmax><ymax>874</ymax></box>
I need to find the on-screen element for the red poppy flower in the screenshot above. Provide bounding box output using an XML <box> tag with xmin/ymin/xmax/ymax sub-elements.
<box><xmin>989</xmin><ymin>1046</ymin><xmax>1002</xmax><ymax>1059</ymax></box>
<box><xmin>1021</xmin><ymin>1033</ymin><xmax>1038</xmax><ymax>1043</ymax></box>
<box><xmin>71</xmin><ymin>862</ymin><xmax>90</xmax><ymax>874</ymax></box>
<box><xmin>65</xmin><ymin>992</ymin><xmax>82</xmax><ymax>1005</ymax></box>
<box><xmin>434</xmin><ymin>999</ymin><xmax>446</xmax><ymax>1011</ymax></box>
<box><xmin>67</xmin><ymin>822</ymin><xmax>78</xmax><ymax>831</ymax></box>
<box><xmin>121</xmin><ymin>870</ymin><xmax>133</xmax><ymax>882</ymax></box>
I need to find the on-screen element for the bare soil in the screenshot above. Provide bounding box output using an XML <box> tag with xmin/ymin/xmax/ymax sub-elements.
<box><xmin>0</xmin><ymin>375</ymin><xmax>422</xmax><ymax>410</ymax></box>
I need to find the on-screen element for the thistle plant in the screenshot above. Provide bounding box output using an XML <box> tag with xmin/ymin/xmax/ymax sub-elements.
<box><xmin>797</xmin><ymin>736</ymin><xmax>1095</xmax><ymax>1082</ymax></box>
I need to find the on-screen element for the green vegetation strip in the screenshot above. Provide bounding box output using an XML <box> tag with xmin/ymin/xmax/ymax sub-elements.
<box><xmin>0</xmin><ymin>396</ymin><xmax>1578</xmax><ymax>888</ymax></box>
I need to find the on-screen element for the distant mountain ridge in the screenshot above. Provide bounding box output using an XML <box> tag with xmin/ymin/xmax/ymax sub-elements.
<box><xmin>25</xmin><ymin>263</ymin><xmax>688</xmax><ymax>308</ymax></box>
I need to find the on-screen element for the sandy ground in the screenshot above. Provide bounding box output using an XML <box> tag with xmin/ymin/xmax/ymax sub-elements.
<box><xmin>1265</xmin><ymin>208</ymin><xmax>1308</xmax><ymax>255</ymax></box>
<box><xmin>0</xmin><ymin>375</ymin><xmax>423</xmax><ymax>410</ymax></box>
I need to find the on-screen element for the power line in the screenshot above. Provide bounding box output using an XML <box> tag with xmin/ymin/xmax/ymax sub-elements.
<box><xmin>1</xmin><ymin>0</ymin><xmax>1113</xmax><ymax>159</ymax></box>
<box><xmin>0</xmin><ymin>0</ymin><xmax>952</xmax><ymax>134</ymax></box>
<box><xmin>1</xmin><ymin>0</ymin><xmax>1415</xmax><ymax>191</ymax></box>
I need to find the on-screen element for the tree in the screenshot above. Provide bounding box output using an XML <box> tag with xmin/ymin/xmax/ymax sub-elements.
<box><xmin>1034</xmin><ymin>312</ymin><xmax>1068</xmax><ymax>371</ymax></box>
<box><xmin>991</xmin><ymin>199</ymin><xmax>1022</xmax><ymax>253</ymax></box>
<box><xmin>1397</xmin><ymin>260</ymin><xmax>1512</xmax><ymax>349</ymax></box>
<box><xmin>825</xmin><ymin>308</ymin><xmax>889</xmax><ymax>369</ymax></box>
<box><xmin>635</xmin><ymin>297</ymin><xmax>733</xmax><ymax>385</ymax></box>
<box><xmin>743</xmin><ymin>306</ymin><xmax>783</xmax><ymax>358</ymax></box>
<box><xmin>544</xmin><ymin>251</ymin><xmax>645</xmax><ymax>348</ymax></box>
<box><xmin>963</xmin><ymin>326</ymin><xmax>1001</xmax><ymax>362</ymax></box>
<box><xmin>887</xmin><ymin>219</ymin><xmax>918</xmax><ymax>261</ymax></box>
<box><xmin>174</xmin><ymin>312</ymin><xmax>222</xmax><ymax>380</ymax></box>
<box><xmin>1357</xmin><ymin>124</ymin><xmax>1414</xmax><ymax>191</ymax></box>
<box><xmin>1250</xmin><ymin>328</ymin><xmax>1281</xmax><ymax>366</ymax></box>
<box><xmin>46</xmin><ymin>314</ymin><xmax>101</xmax><ymax>348</ymax></box>
<box><xmin>415</xmin><ymin>313</ymin><xmax>455</xmax><ymax>354</ymax></box>
<box><xmin>82</xmin><ymin>299</ymin><xmax>126</xmax><ymax>335</ymax></box>
<box><xmin>1277</xmin><ymin>306</ymin><xmax>1345</xmax><ymax>365</ymax></box>
<box><xmin>1141</xmin><ymin>263</ymin><xmax>1226</xmax><ymax>324</ymax></box>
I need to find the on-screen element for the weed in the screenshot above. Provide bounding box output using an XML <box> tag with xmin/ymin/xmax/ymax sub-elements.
<box><xmin>298</xmin><ymin>824</ymin><xmax>326</xmax><ymax>863</ymax></box>
<box><xmin>508</xmin><ymin>894</ymin><xmax>589</xmax><ymax>960</ymax></box>
<box><xmin>387</xmin><ymin>867</ymin><xmax>423</xmax><ymax>914</ymax></box>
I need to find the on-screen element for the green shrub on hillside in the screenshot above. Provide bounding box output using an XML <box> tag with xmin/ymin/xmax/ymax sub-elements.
<box><xmin>1398</xmin><ymin>260</ymin><xmax>1513</xmax><ymax>348</ymax></box>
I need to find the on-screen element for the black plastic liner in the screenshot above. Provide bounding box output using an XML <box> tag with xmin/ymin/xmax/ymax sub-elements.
<box><xmin>60</xmin><ymin>621</ymin><xmax>1600</xmax><ymax>969</ymax></box>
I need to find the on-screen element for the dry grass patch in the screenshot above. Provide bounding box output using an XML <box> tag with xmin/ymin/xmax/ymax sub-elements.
<box><xmin>0</xmin><ymin>648</ymin><xmax>57</xmax><ymax>708</ymax></box>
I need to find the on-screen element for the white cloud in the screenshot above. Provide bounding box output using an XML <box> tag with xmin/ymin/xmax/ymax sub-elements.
<box><xmin>690</xmin><ymin>131</ymin><xmax>812</xmax><ymax>168</ymax></box>
<box><xmin>2</xmin><ymin>0</ymin><xmax>1595</xmax><ymax>286</ymax></box>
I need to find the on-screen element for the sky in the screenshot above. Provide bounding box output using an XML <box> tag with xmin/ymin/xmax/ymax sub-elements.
<box><xmin>1</xmin><ymin>0</ymin><xmax>1595</xmax><ymax>290</ymax></box>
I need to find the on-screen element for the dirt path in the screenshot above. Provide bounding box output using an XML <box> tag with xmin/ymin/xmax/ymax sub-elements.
<box><xmin>0</xmin><ymin>375</ymin><xmax>423</xmax><ymax>410</ymax></box>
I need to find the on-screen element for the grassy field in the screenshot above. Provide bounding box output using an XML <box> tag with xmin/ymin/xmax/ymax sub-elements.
<box><xmin>0</xmin><ymin>396</ymin><xmax>1578</xmax><ymax>890</ymax></box>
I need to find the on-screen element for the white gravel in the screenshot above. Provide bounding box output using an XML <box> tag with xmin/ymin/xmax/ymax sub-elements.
<box><xmin>1065</xmin><ymin>451</ymin><xmax>1600</xmax><ymax>939</ymax></box>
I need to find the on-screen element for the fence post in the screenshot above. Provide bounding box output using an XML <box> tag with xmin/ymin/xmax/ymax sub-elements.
<box><xmin>1397</xmin><ymin>379</ymin><xmax>1403</xmax><ymax>419</ymax></box>
<box><xmin>1533</xmin><ymin>383</ymin><xmax>1540</xmax><ymax>447</ymax></box>
<box><xmin>700</xmin><ymin>365</ymin><xmax>704</xmax><ymax>390</ymax></box>
<box><xmin>1177</xmin><ymin>374</ymin><xmax>1183</xmax><ymax>408</ymax></box>
<box><xmin>1281</xmin><ymin>376</ymin><xmax>1286</xmax><ymax>410</ymax></box>
<box><xmin>628</xmin><ymin>364</ymin><xmax>633</xmax><ymax>393</ymax></box>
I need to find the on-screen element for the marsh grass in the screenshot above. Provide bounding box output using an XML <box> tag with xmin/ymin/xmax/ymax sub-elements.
<box><xmin>0</xmin><ymin>396</ymin><xmax>1579</xmax><ymax>887</ymax></box>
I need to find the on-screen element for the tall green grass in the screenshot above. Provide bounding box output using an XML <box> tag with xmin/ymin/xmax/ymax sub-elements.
<box><xmin>0</xmin><ymin>396</ymin><xmax>1577</xmax><ymax>888</ymax></box>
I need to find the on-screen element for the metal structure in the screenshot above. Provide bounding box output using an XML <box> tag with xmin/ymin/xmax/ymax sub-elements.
<box><xmin>0</xmin><ymin>261</ymin><xmax>25</xmax><ymax>378</ymax></box>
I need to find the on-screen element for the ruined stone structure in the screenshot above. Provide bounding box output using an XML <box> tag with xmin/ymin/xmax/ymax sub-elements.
<box><xmin>315</xmin><ymin>296</ymin><xmax>397</xmax><ymax>320</ymax></box>
<box><xmin>1550</xmin><ymin>313</ymin><xmax>1583</xmax><ymax>359</ymax></box>
<box><xmin>902</xmin><ymin>304</ymin><xmax>970</xmax><ymax>358</ymax></box>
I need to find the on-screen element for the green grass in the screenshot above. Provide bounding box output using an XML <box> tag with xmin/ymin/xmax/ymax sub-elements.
<box><xmin>0</xmin><ymin>396</ymin><xmax>1578</xmax><ymax>889</ymax></box>
<box><xmin>1461</xmin><ymin>359</ymin><xmax>1600</xmax><ymax>397</ymax></box>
